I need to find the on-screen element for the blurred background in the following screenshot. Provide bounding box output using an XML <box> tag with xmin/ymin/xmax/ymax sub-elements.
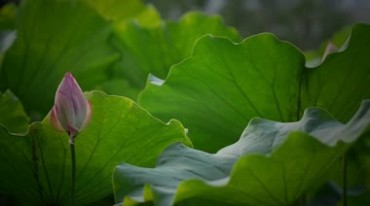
<box><xmin>1</xmin><ymin>0</ymin><xmax>370</xmax><ymax>50</ymax></box>
<box><xmin>146</xmin><ymin>0</ymin><xmax>370</xmax><ymax>50</ymax></box>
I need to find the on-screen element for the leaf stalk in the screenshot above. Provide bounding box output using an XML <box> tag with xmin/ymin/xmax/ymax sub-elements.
<box><xmin>70</xmin><ymin>137</ymin><xmax>76</xmax><ymax>206</ymax></box>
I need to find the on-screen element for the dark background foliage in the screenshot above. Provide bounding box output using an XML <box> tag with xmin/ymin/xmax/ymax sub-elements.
<box><xmin>2</xmin><ymin>0</ymin><xmax>370</xmax><ymax>49</ymax></box>
<box><xmin>146</xmin><ymin>0</ymin><xmax>370</xmax><ymax>50</ymax></box>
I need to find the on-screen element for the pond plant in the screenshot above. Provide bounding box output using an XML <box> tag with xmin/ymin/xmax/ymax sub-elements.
<box><xmin>0</xmin><ymin>0</ymin><xmax>369</xmax><ymax>205</ymax></box>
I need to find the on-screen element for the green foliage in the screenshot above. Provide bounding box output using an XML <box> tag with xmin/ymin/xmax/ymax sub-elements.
<box><xmin>107</xmin><ymin>11</ymin><xmax>239</xmax><ymax>99</ymax></box>
<box><xmin>0</xmin><ymin>90</ymin><xmax>29</xmax><ymax>133</ymax></box>
<box><xmin>0</xmin><ymin>29</ymin><xmax>16</xmax><ymax>67</ymax></box>
<box><xmin>114</xmin><ymin>101</ymin><xmax>370</xmax><ymax>205</ymax></box>
<box><xmin>139</xmin><ymin>34</ymin><xmax>303</xmax><ymax>151</ymax></box>
<box><xmin>301</xmin><ymin>24</ymin><xmax>370</xmax><ymax>122</ymax></box>
<box><xmin>0</xmin><ymin>3</ymin><xmax>17</xmax><ymax>30</ymax></box>
<box><xmin>83</xmin><ymin>0</ymin><xmax>161</xmax><ymax>25</ymax></box>
<box><xmin>139</xmin><ymin>24</ymin><xmax>370</xmax><ymax>152</ymax></box>
<box><xmin>0</xmin><ymin>91</ymin><xmax>190</xmax><ymax>205</ymax></box>
<box><xmin>0</xmin><ymin>0</ymin><xmax>369</xmax><ymax>205</ymax></box>
<box><xmin>0</xmin><ymin>0</ymin><xmax>119</xmax><ymax>119</ymax></box>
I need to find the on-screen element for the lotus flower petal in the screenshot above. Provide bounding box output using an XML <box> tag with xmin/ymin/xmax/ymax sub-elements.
<box><xmin>51</xmin><ymin>72</ymin><xmax>91</xmax><ymax>142</ymax></box>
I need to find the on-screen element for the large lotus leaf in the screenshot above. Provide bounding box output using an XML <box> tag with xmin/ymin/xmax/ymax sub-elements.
<box><xmin>301</xmin><ymin>24</ymin><xmax>370</xmax><ymax>122</ymax></box>
<box><xmin>83</xmin><ymin>0</ymin><xmax>161</xmax><ymax>26</ymax></box>
<box><xmin>113</xmin><ymin>100</ymin><xmax>370</xmax><ymax>206</ymax></box>
<box><xmin>139</xmin><ymin>34</ymin><xmax>304</xmax><ymax>152</ymax></box>
<box><xmin>0</xmin><ymin>0</ymin><xmax>120</xmax><ymax>119</ymax></box>
<box><xmin>0</xmin><ymin>91</ymin><xmax>191</xmax><ymax>205</ymax></box>
<box><xmin>109</xmin><ymin>12</ymin><xmax>239</xmax><ymax>98</ymax></box>
<box><xmin>0</xmin><ymin>90</ymin><xmax>29</xmax><ymax>133</ymax></box>
<box><xmin>139</xmin><ymin>24</ymin><xmax>370</xmax><ymax>152</ymax></box>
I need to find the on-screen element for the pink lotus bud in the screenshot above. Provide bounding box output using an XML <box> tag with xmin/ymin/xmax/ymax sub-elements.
<box><xmin>50</xmin><ymin>72</ymin><xmax>91</xmax><ymax>144</ymax></box>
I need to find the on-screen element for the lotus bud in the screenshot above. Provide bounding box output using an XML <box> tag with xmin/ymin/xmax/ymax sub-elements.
<box><xmin>50</xmin><ymin>72</ymin><xmax>91</xmax><ymax>144</ymax></box>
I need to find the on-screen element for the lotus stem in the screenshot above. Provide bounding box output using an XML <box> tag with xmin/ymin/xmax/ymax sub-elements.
<box><xmin>70</xmin><ymin>139</ymin><xmax>76</xmax><ymax>206</ymax></box>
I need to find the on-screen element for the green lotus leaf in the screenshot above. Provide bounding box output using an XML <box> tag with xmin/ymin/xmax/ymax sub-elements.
<box><xmin>139</xmin><ymin>24</ymin><xmax>370</xmax><ymax>152</ymax></box>
<box><xmin>0</xmin><ymin>90</ymin><xmax>29</xmax><ymax>133</ymax></box>
<box><xmin>83</xmin><ymin>0</ymin><xmax>161</xmax><ymax>26</ymax></box>
<box><xmin>0</xmin><ymin>91</ymin><xmax>191</xmax><ymax>205</ymax></box>
<box><xmin>301</xmin><ymin>24</ymin><xmax>370</xmax><ymax>122</ymax></box>
<box><xmin>109</xmin><ymin>12</ymin><xmax>239</xmax><ymax>99</ymax></box>
<box><xmin>0</xmin><ymin>0</ymin><xmax>120</xmax><ymax>119</ymax></box>
<box><xmin>139</xmin><ymin>33</ymin><xmax>304</xmax><ymax>152</ymax></box>
<box><xmin>113</xmin><ymin>100</ymin><xmax>370</xmax><ymax>206</ymax></box>
<box><xmin>304</xmin><ymin>26</ymin><xmax>351</xmax><ymax>68</ymax></box>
